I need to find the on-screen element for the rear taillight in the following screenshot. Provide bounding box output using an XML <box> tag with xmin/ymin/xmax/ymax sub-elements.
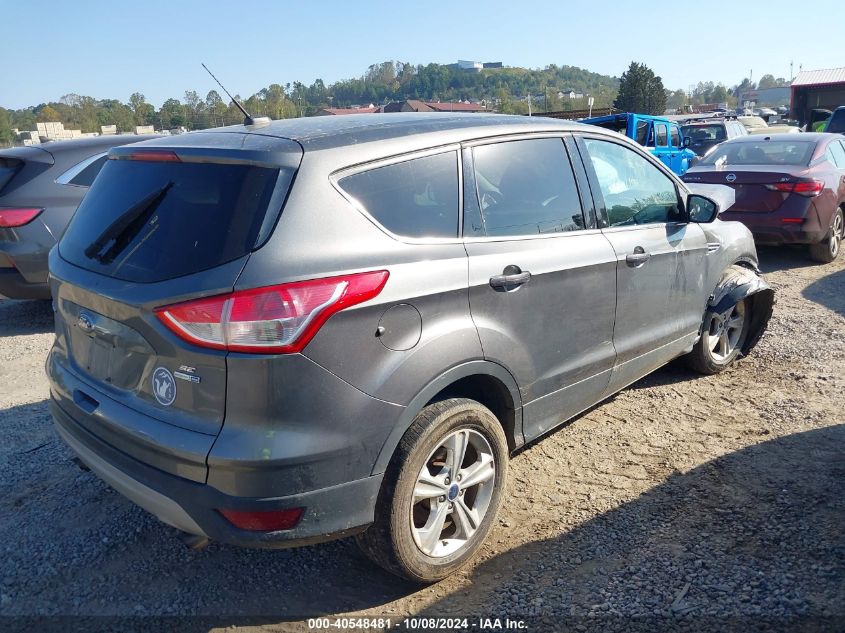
<box><xmin>764</xmin><ymin>180</ymin><xmax>824</xmax><ymax>197</ymax></box>
<box><xmin>0</xmin><ymin>207</ymin><xmax>43</xmax><ymax>228</ymax></box>
<box><xmin>155</xmin><ymin>270</ymin><xmax>389</xmax><ymax>354</ymax></box>
<box><xmin>219</xmin><ymin>507</ymin><xmax>304</xmax><ymax>531</ymax></box>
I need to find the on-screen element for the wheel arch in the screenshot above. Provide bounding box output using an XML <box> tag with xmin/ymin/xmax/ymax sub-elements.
<box><xmin>370</xmin><ymin>361</ymin><xmax>523</xmax><ymax>476</ymax></box>
<box><xmin>708</xmin><ymin>264</ymin><xmax>775</xmax><ymax>356</ymax></box>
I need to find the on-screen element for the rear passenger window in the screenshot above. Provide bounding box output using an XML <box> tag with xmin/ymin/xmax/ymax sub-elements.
<box><xmin>69</xmin><ymin>155</ymin><xmax>108</xmax><ymax>187</ymax></box>
<box><xmin>670</xmin><ymin>126</ymin><xmax>680</xmax><ymax>148</ymax></box>
<box><xmin>338</xmin><ymin>151</ymin><xmax>459</xmax><ymax>238</ymax></box>
<box><xmin>471</xmin><ymin>138</ymin><xmax>584</xmax><ymax>237</ymax></box>
<box><xmin>828</xmin><ymin>141</ymin><xmax>845</xmax><ymax>168</ymax></box>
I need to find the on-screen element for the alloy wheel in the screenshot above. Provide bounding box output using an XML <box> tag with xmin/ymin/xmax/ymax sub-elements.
<box><xmin>829</xmin><ymin>212</ymin><xmax>843</xmax><ymax>259</ymax></box>
<box><xmin>707</xmin><ymin>301</ymin><xmax>746</xmax><ymax>362</ymax></box>
<box><xmin>410</xmin><ymin>429</ymin><xmax>496</xmax><ymax>558</ymax></box>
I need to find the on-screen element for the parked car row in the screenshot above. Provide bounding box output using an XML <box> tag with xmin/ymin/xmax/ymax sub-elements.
<box><xmin>24</xmin><ymin>113</ymin><xmax>780</xmax><ymax>582</ymax></box>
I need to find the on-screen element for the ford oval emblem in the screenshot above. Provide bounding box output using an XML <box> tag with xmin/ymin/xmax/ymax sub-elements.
<box><xmin>152</xmin><ymin>367</ymin><xmax>177</xmax><ymax>407</ymax></box>
<box><xmin>726</xmin><ymin>173</ymin><xmax>737</xmax><ymax>183</ymax></box>
<box><xmin>77</xmin><ymin>312</ymin><xmax>94</xmax><ymax>333</ymax></box>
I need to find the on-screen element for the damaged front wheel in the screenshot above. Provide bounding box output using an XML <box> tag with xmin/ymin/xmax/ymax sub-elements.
<box><xmin>685</xmin><ymin>264</ymin><xmax>774</xmax><ymax>375</ymax></box>
<box><xmin>687</xmin><ymin>298</ymin><xmax>750</xmax><ymax>373</ymax></box>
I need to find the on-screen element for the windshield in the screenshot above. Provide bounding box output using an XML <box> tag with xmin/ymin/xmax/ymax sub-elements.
<box><xmin>681</xmin><ymin>125</ymin><xmax>726</xmax><ymax>142</ymax></box>
<box><xmin>699</xmin><ymin>141</ymin><xmax>816</xmax><ymax>167</ymax></box>
<box><xmin>60</xmin><ymin>158</ymin><xmax>285</xmax><ymax>283</ymax></box>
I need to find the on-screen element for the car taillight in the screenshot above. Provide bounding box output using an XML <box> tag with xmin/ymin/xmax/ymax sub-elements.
<box><xmin>155</xmin><ymin>270</ymin><xmax>389</xmax><ymax>353</ymax></box>
<box><xmin>0</xmin><ymin>207</ymin><xmax>43</xmax><ymax>228</ymax></box>
<box><xmin>764</xmin><ymin>180</ymin><xmax>824</xmax><ymax>197</ymax></box>
<box><xmin>218</xmin><ymin>507</ymin><xmax>304</xmax><ymax>531</ymax></box>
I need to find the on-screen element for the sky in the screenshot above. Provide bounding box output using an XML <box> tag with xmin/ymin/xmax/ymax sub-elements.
<box><xmin>2</xmin><ymin>0</ymin><xmax>844</xmax><ymax>110</ymax></box>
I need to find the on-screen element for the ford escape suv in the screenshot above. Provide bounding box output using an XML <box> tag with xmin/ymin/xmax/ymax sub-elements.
<box><xmin>47</xmin><ymin>113</ymin><xmax>774</xmax><ymax>582</ymax></box>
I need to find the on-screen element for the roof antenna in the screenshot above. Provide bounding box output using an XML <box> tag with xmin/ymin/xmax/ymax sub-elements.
<box><xmin>202</xmin><ymin>63</ymin><xmax>267</xmax><ymax>126</ymax></box>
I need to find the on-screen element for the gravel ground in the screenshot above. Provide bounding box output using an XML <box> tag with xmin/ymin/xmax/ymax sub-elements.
<box><xmin>0</xmin><ymin>245</ymin><xmax>843</xmax><ymax>633</ymax></box>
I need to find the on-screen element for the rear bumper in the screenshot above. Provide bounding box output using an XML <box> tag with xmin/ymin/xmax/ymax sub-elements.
<box><xmin>719</xmin><ymin>210</ymin><xmax>826</xmax><ymax>245</ymax></box>
<box><xmin>51</xmin><ymin>398</ymin><xmax>383</xmax><ymax>547</ymax></box>
<box><xmin>0</xmin><ymin>267</ymin><xmax>50</xmax><ymax>299</ymax></box>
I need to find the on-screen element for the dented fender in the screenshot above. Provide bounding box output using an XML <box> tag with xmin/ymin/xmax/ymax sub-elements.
<box><xmin>708</xmin><ymin>265</ymin><xmax>775</xmax><ymax>355</ymax></box>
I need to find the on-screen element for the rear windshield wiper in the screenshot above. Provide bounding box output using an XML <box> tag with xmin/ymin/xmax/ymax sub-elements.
<box><xmin>84</xmin><ymin>182</ymin><xmax>173</xmax><ymax>265</ymax></box>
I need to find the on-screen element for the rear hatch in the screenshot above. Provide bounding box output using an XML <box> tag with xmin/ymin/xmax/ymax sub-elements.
<box><xmin>50</xmin><ymin>133</ymin><xmax>302</xmax><ymax>458</ymax></box>
<box><xmin>685</xmin><ymin>166</ymin><xmax>812</xmax><ymax>212</ymax></box>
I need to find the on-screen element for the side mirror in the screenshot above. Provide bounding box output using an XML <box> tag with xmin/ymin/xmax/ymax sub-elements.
<box><xmin>688</xmin><ymin>194</ymin><xmax>719</xmax><ymax>223</ymax></box>
<box><xmin>683</xmin><ymin>136</ymin><xmax>691</xmax><ymax>148</ymax></box>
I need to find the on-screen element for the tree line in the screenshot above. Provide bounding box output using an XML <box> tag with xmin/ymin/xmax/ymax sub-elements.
<box><xmin>0</xmin><ymin>60</ymin><xmax>792</xmax><ymax>145</ymax></box>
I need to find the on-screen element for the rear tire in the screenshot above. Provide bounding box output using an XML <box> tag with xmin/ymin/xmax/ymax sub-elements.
<box><xmin>356</xmin><ymin>398</ymin><xmax>508</xmax><ymax>583</ymax></box>
<box><xmin>809</xmin><ymin>208</ymin><xmax>843</xmax><ymax>263</ymax></box>
<box><xmin>686</xmin><ymin>297</ymin><xmax>750</xmax><ymax>375</ymax></box>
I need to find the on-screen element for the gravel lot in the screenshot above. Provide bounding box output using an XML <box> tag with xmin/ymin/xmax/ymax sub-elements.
<box><xmin>1</xmin><ymin>245</ymin><xmax>843</xmax><ymax>633</ymax></box>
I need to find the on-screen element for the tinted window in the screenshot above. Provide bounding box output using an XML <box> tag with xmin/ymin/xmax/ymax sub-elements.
<box><xmin>339</xmin><ymin>151</ymin><xmax>459</xmax><ymax>238</ymax></box>
<box><xmin>0</xmin><ymin>157</ymin><xmax>22</xmax><ymax>193</ymax></box>
<box><xmin>471</xmin><ymin>138</ymin><xmax>584</xmax><ymax>236</ymax></box>
<box><xmin>827</xmin><ymin>109</ymin><xmax>845</xmax><ymax>133</ymax></box>
<box><xmin>655</xmin><ymin>124</ymin><xmax>668</xmax><ymax>147</ymax></box>
<box><xmin>670</xmin><ymin>126</ymin><xmax>680</xmax><ymax>148</ymax></box>
<box><xmin>60</xmin><ymin>159</ymin><xmax>283</xmax><ymax>283</ymax></box>
<box><xmin>700</xmin><ymin>140</ymin><xmax>816</xmax><ymax>166</ymax></box>
<box><xmin>828</xmin><ymin>140</ymin><xmax>845</xmax><ymax>168</ymax></box>
<box><xmin>634</xmin><ymin>120</ymin><xmax>650</xmax><ymax>145</ymax></box>
<box><xmin>582</xmin><ymin>138</ymin><xmax>681</xmax><ymax>226</ymax></box>
<box><xmin>69</xmin><ymin>155</ymin><xmax>108</xmax><ymax>187</ymax></box>
<box><xmin>681</xmin><ymin>125</ymin><xmax>726</xmax><ymax>142</ymax></box>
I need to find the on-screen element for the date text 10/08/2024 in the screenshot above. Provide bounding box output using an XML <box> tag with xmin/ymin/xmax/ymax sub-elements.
<box><xmin>307</xmin><ymin>617</ymin><xmax>529</xmax><ymax>630</ymax></box>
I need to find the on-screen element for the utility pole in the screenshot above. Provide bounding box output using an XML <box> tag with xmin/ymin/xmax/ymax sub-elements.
<box><xmin>528</xmin><ymin>94</ymin><xmax>532</xmax><ymax>116</ymax></box>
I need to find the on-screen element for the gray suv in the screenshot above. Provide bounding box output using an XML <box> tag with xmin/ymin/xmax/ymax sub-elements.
<box><xmin>46</xmin><ymin>114</ymin><xmax>774</xmax><ymax>582</ymax></box>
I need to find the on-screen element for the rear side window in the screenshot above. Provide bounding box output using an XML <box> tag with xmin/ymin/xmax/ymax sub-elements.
<box><xmin>829</xmin><ymin>141</ymin><xmax>845</xmax><ymax>168</ymax></box>
<box><xmin>69</xmin><ymin>155</ymin><xmax>108</xmax><ymax>187</ymax></box>
<box><xmin>59</xmin><ymin>158</ymin><xmax>284</xmax><ymax>283</ymax></box>
<box><xmin>471</xmin><ymin>138</ymin><xmax>584</xmax><ymax>236</ymax></box>
<box><xmin>338</xmin><ymin>151</ymin><xmax>459</xmax><ymax>239</ymax></box>
<box><xmin>0</xmin><ymin>157</ymin><xmax>23</xmax><ymax>193</ymax></box>
<box><xmin>670</xmin><ymin>126</ymin><xmax>680</xmax><ymax>148</ymax></box>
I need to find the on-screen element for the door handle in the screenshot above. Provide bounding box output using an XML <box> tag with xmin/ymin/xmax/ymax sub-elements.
<box><xmin>489</xmin><ymin>266</ymin><xmax>531</xmax><ymax>289</ymax></box>
<box><xmin>625</xmin><ymin>248</ymin><xmax>651</xmax><ymax>267</ymax></box>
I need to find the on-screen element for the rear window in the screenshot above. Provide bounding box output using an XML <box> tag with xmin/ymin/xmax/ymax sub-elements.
<box><xmin>59</xmin><ymin>158</ymin><xmax>284</xmax><ymax>282</ymax></box>
<box><xmin>0</xmin><ymin>157</ymin><xmax>23</xmax><ymax>193</ymax></box>
<box><xmin>700</xmin><ymin>140</ymin><xmax>816</xmax><ymax>166</ymax></box>
<box><xmin>338</xmin><ymin>151</ymin><xmax>459</xmax><ymax>238</ymax></box>
<box><xmin>682</xmin><ymin>125</ymin><xmax>726</xmax><ymax>142</ymax></box>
